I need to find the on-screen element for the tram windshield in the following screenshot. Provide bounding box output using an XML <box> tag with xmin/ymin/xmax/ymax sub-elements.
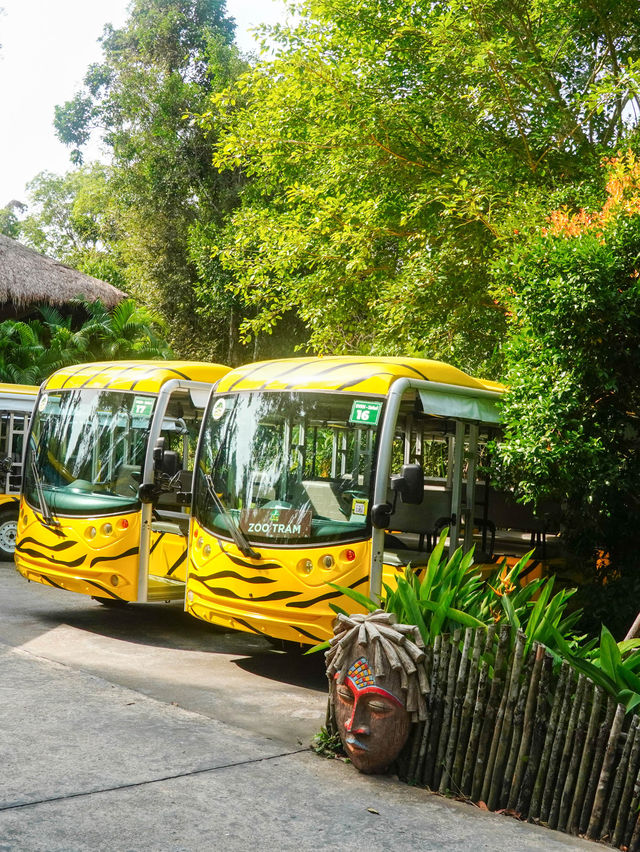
<box><xmin>24</xmin><ymin>389</ymin><xmax>156</xmax><ymax>516</ymax></box>
<box><xmin>193</xmin><ymin>391</ymin><xmax>383</xmax><ymax>546</ymax></box>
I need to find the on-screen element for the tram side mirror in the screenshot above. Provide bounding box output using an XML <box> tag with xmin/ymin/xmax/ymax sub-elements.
<box><xmin>138</xmin><ymin>482</ymin><xmax>156</xmax><ymax>504</ymax></box>
<box><xmin>159</xmin><ymin>450</ymin><xmax>180</xmax><ymax>477</ymax></box>
<box><xmin>371</xmin><ymin>502</ymin><xmax>393</xmax><ymax>529</ymax></box>
<box><xmin>390</xmin><ymin>464</ymin><xmax>424</xmax><ymax>505</ymax></box>
<box><xmin>153</xmin><ymin>437</ymin><xmax>166</xmax><ymax>468</ymax></box>
<box><xmin>152</xmin><ymin>437</ymin><xmax>180</xmax><ymax>476</ymax></box>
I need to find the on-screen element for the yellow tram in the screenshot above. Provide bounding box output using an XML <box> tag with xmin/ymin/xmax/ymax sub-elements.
<box><xmin>15</xmin><ymin>360</ymin><xmax>229</xmax><ymax>604</ymax></box>
<box><xmin>0</xmin><ymin>383</ymin><xmax>39</xmax><ymax>558</ymax></box>
<box><xmin>185</xmin><ymin>357</ymin><xmax>557</xmax><ymax>645</ymax></box>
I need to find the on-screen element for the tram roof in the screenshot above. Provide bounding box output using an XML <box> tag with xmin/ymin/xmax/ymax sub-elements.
<box><xmin>0</xmin><ymin>382</ymin><xmax>39</xmax><ymax>413</ymax></box>
<box><xmin>0</xmin><ymin>382</ymin><xmax>39</xmax><ymax>398</ymax></box>
<box><xmin>216</xmin><ymin>357</ymin><xmax>504</xmax><ymax>397</ymax></box>
<box><xmin>42</xmin><ymin>360</ymin><xmax>230</xmax><ymax>394</ymax></box>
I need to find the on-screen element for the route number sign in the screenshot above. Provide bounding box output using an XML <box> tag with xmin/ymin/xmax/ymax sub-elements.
<box><xmin>349</xmin><ymin>400</ymin><xmax>383</xmax><ymax>426</ymax></box>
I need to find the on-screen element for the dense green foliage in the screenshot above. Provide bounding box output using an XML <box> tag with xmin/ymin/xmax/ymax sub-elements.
<box><xmin>493</xmin><ymin>152</ymin><xmax>640</xmax><ymax>631</ymax></box>
<box><xmin>0</xmin><ymin>299</ymin><xmax>171</xmax><ymax>385</ymax></box>
<box><xmin>17</xmin><ymin>166</ymin><xmax>127</xmax><ymax>291</ymax></box>
<box><xmin>0</xmin><ymin>201</ymin><xmax>24</xmax><ymax>239</ymax></box>
<box><xmin>53</xmin><ymin>0</ymin><xmax>247</xmax><ymax>362</ymax></box>
<box><xmin>200</xmin><ymin>0</ymin><xmax>640</xmax><ymax>372</ymax></box>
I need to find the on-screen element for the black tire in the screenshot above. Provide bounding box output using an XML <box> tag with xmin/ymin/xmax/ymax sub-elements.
<box><xmin>268</xmin><ymin>638</ymin><xmax>306</xmax><ymax>655</ymax></box>
<box><xmin>0</xmin><ymin>506</ymin><xmax>19</xmax><ymax>560</ymax></box>
<box><xmin>91</xmin><ymin>596</ymin><xmax>129</xmax><ymax>608</ymax></box>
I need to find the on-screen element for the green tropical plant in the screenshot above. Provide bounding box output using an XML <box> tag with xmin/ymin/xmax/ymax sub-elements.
<box><xmin>311</xmin><ymin>727</ymin><xmax>345</xmax><ymax>759</ymax></box>
<box><xmin>496</xmin><ymin>565</ymin><xmax>584</xmax><ymax>659</ymax></box>
<box><xmin>0</xmin><ymin>298</ymin><xmax>172</xmax><ymax>385</ymax></box>
<box><xmin>311</xmin><ymin>530</ymin><xmax>581</xmax><ymax>656</ymax></box>
<box><xmin>311</xmin><ymin>529</ymin><xmax>640</xmax><ymax>714</ymax></box>
<box><xmin>66</xmin><ymin>298</ymin><xmax>172</xmax><ymax>361</ymax></box>
<box><xmin>551</xmin><ymin>625</ymin><xmax>640</xmax><ymax>712</ymax></box>
<box><xmin>0</xmin><ymin>320</ymin><xmax>49</xmax><ymax>384</ymax></box>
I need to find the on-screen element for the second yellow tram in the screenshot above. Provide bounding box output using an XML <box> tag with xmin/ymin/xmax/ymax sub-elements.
<box><xmin>15</xmin><ymin>360</ymin><xmax>229</xmax><ymax>604</ymax></box>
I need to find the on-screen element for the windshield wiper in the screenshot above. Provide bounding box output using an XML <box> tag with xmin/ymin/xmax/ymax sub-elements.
<box><xmin>30</xmin><ymin>455</ymin><xmax>61</xmax><ymax>531</ymax></box>
<box><xmin>205</xmin><ymin>474</ymin><xmax>261</xmax><ymax>560</ymax></box>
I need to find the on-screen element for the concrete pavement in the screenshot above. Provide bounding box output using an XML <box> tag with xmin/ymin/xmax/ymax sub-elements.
<box><xmin>0</xmin><ymin>635</ymin><xmax>599</xmax><ymax>851</ymax></box>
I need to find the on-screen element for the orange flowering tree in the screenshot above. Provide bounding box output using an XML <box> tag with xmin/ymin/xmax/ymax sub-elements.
<box><xmin>494</xmin><ymin>150</ymin><xmax>640</xmax><ymax>633</ymax></box>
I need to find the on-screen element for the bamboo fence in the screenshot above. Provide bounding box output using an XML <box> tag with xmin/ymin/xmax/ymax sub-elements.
<box><xmin>331</xmin><ymin>624</ymin><xmax>640</xmax><ymax>849</ymax></box>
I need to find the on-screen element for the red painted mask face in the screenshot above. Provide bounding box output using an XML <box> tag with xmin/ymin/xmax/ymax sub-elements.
<box><xmin>332</xmin><ymin>657</ymin><xmax>410</xmax><ymax>774</ymax></box>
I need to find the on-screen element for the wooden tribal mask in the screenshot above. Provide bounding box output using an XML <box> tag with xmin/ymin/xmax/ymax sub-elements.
<box><xmin>326</xmin><ymin>610</ymin><xmax>427</xmax><ymax>774</ymax></box>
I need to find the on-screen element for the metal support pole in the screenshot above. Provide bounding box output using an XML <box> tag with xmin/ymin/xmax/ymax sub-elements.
<box><xmin>369</xmin><ymin>378</ymin><xmax>410</xmax><ymax>602</ymax></box>
<box><xmin>464</xmin><ymin>423</ymin><xmax>479</xmax><ymax>553</ymax></box>
<box><xmin>449</xmin><ymin>421</ymin><xmax>466</xmax><ymax>557</ymax></box>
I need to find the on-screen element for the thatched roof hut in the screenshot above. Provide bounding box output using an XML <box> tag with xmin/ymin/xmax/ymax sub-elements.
<box><xmin>0</xmin><ymin>234</ymin><xmax>125</xmax><ymax>319</ymax></box>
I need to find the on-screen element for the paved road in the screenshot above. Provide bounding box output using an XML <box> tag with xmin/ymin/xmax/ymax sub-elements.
<box><xmin>0</xmin><ymin>563</ymin><xmax>327</xmax><ymax>745</ymax></box>
<box><xmin>0</xmin><ymin>561</ymin><xmax>598</xmax><ymax>851</ymax></box>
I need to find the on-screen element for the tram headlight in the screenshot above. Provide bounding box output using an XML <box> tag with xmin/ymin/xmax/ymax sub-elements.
<box><xmin>297</xmin><ymin>558</ymin><xmax>313</xmax><ymax>576</ymax></box>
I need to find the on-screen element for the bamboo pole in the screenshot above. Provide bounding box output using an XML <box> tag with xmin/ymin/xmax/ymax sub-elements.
<box><xmin>513</xmin><ymin>644</ymin><xmax>546</xmax><ymax>816</ymax></box>
<box><xmin>501</xmin><ymin>637</ymin><xmax>536</xmax><ymax>805</ymax></box>
<box><xmin>529</xmin><ymin>662</ymin><xmax>569</xmax><ymax>820</ymax></box>
<box><xmin>461</xmin><ymin>624</ymin><xmax>497</xmax><ymax>793</ymax></box>
<box><xmin>436</xmin><ymin>629</ymin><xmax>462</xmax><ymax>791</ymax></box>
<box><xmin>557</xmin><ymin>678</ymin><xmax>592</xmax><ymax>833</ymax></box>
<box><xmin>579</xmin><ymin>696</ymin><xmax>616</xmax><ymax>835</ymax></box>
<box><xmin>440</xmin><ymin>627</ymin><xmax>472</xmax><ymax>795</ymax></box>
<box><xmin>629</xmin><ymin>812</ymin><xmax>640</xmax><ymax>852</ymax></box>
<box><xmin>481</xmin><ymin>663</ymin><xmax>509</xmax><ymax>806</ymax></box>
<box><xmin>416</xmin><ymin>633</ymin><xmax>442</xmax><ymax>786</ymax></box>
<box><xmin>604</xmin><ymin>714</ymin><xmax>638</xmax><ymax>843</ymax></box>
<box><xmin>406</xmin><ymin>642</ymin><xmax>434</xmax><ymax>783</ymax></box>
<box><xmin>613</xmin><ymin>715</ymin><xmax>640</xmax><ymax>848</ymax></box>
<box><xmin>622</xmin><ymin>759</ymin><xmax>640</xmax><ymax>850</ymax></box>
<box><xmin>539</xmin><ymin>662</ymin><xmax>576</xmax><ymax>823</ymax></box>
<box><xmin>423</xmin><ymin>632</ymin><xmax>451</xmax><ymax>788</ymax></box>
<box><xmin>515</xmin><ymin>651</ymin><xmax>553</xmax><ymax>820</ymax></box>
<box><xmin>587</xmin><ymin>702</ymin><xmax>627</xmax><ymax>840</ymax></box>
<box><xmin>487</xmin><ymin>630</ymin><xmax>526</xmax><ymax>810</ymax></box>
<box><xmin>549</xmin><ymin>674</ymin><xmax>586</xmax><ymax>830</ymax></box>
<box><xmin>471</xmin><ymin>624</ymin><xmax>511</xmax><ymax>802</ymax></box>
<box><xmin>398</xmin><ymin>722</ymin><xmax>421</xmax><ymax>783</ymax></box>
<box><xmin>452</xmin><ymin>627</ymin><xmax>485</xmax><ymax>791</ymax></box>
<box><xmin>567</xmin><ymin>685</ymin><xmax>604</xmax><ymax>835</ymax></box>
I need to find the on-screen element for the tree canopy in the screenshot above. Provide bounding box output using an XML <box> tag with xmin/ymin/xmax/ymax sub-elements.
<box><xmin>493</xmin><ymin>150</ymin><xmax>640</xmax><ymax>627</ymax></box>
<box><xmin>53</xmin><ymin>0</ymin><xmax>246</xmax><ymax>362</ymax></box>
<box><xmin>199</xmin><ymin>0</ymin><xmax>640</xmax><ymax>373</ymax></box>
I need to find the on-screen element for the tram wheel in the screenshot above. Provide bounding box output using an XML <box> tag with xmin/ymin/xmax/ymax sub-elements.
<box><xmin>91</xmin><ymin>596</ymin><xmax>129</xmax><ymax>608</ymax></box>
<box><xmin>0</xmin><ymin>507</ymin><xmax>18</xmax><ymax>560</ymax></box>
